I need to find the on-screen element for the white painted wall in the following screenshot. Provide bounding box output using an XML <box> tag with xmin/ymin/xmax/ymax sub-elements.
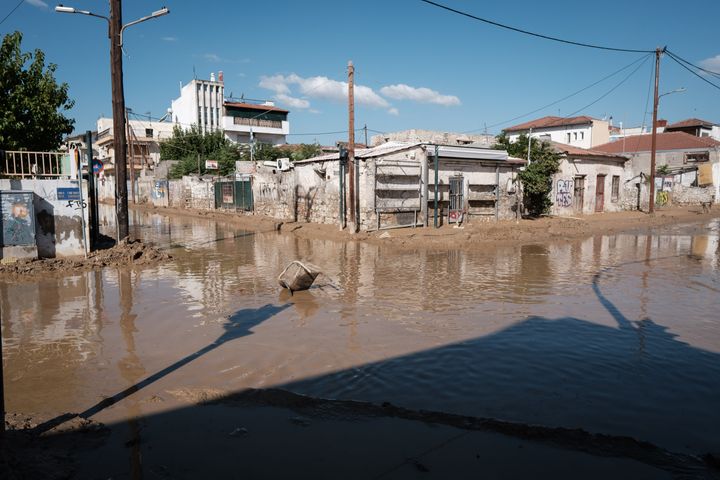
<box><xmin>550</xmin><ymin>158</ymin><xmax>626</xmax><ymax>216</ymax></box>
<box><xmin>0</xmin><ymin>178</ymin><xmax>89</xmax><ymax>258</ymax></box>
<box><xmin>509</xmin><ymin>124</ymin><xmax>594</xmax><ymax>149</ymax></box>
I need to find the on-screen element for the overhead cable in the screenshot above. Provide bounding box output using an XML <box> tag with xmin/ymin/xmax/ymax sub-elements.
<box><xmin>665</xmin><ymin>51</ymin><xmax>720</xmax><ymax>92</ymax></box>
<box><xmin>419</xmin><ymin>0</ymin><xmax>653</xmax><ymax>54</ymax></box>
<box><xmin>465</xmin><ymin>53</ymin><xmax>652</xmax><ymax>133</ymax></box>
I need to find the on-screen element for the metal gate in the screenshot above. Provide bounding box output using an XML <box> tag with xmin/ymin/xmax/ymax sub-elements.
<box><xmin>448</xmin><ymin>175</ymin><xmax>464</xmax><ymax>223</ymax></box>
<box><xmin>214</xmin><ymin>179</ymin><xmax>253</xmax><ymax>211</ymax></box>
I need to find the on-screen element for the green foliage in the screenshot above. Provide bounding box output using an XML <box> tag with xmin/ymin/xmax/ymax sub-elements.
<box><xmin>160</xmin><ymin>126</ymin><xmax>321</xmax><ymax>179</ymax></box>
<box><xmin>656</xmin><ymin>164</ymin><xmax>671</xmax><ymax>176</ymax></box>
<box><xmin>160</xmin><ymin>125</ymin><xmax>241</xmax><ymax>178</ymax></box>
<box><xmin>0</xmin><ymin>31</ymin><xmax>75</xmax><ymax>151</ymax></box>
<box><xmin>495</xmin><ymin>133</ymin><xmax>560</xmax><ymax>217</ymax></box>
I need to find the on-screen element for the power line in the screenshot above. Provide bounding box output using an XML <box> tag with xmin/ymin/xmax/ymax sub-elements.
<box><xmin>419</xmin><ymin>0</ymin><xmax>653</xmax><ymax>54</ymax></box>
<box><xmin>545</xmin><ymin>53</ymin><xmax>652</xmax><ymax>126</ymax></box>
<box><xmin>666</xmin><ymin>49</ymin><xmax>720</xmax><ymax>79</ymax></box>
<box><xmin>0</xmin><ymin>0</ymin><xmax>24</xmax><ymax>27</ymax></box>
<box><xmin>666</xmin><ymin>51</ymin><xmax>720</xmax><ymax>92</ymax></box>
<box><xmin>465</xmin><ymin>53</ymin><xmax>652</xmax><ymax>133</ymax></box>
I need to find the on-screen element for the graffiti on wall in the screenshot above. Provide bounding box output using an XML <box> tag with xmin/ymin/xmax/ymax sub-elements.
<box><xmin>556</xmin><ymin>179</ymin><xmax>574</xmax><ymax>208</ymax></box>
<box><xmin>152</xmin><ymin>180</ymin><xmax>167</xmax><ymax>199</ymax></box>
<box><xmin>0</xmin><ymin>191</ymin><xmax>36</xmax><ymax>246</ymax></box>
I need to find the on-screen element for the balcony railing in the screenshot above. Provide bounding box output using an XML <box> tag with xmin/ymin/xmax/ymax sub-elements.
<box><xmin>233</xmin><ymin>117</ymin><xmax>283</xmax><ymax>129</ymax></box>
<box><xmin>1</xmin><ymin>150</ymin><xmax>68</xmax><ymax>178</ymax></box>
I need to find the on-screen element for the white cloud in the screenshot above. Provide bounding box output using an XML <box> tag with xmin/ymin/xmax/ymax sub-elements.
<box><xmin>259</xmin><ymin>73</ymin><xmax>389</xmax><ymax>108</ymax></box>
<box><xmin>25</xmin><ymin>0</ymin><xmax>48</xmax><ymax>8</ymax></box>
<box><xmin>380</xmin><ymin>84</ymin><xmax>461</xmax><ymax>106</ymax></box>
<box><xmin>387</xmin><ymin>107</ymin><xmax>399</xmax><ymax>116</ymax></box>
<box><xmin>259</xmin><ymin>75</ymin><xmax>291</xmax><ymax>95</ymax></box>
<box><xmin>309</xmin><ymin>109</ymin><xmax>321</xmax><ymax>114</ymax></box>
<box><xmin>275</xmin><ymin>93</ymin><xmax>310</xmax><ymax>109</ymax></box>
<box><xmin>699</xmin><ymin>55</ymin><xmax>720</xmax><ymax>74</ymax></box>
<box><xmin>162</xmin><ymin>36</ymin><xmax>178</xmax><ymax>42</ymax></box>
<box><xmin>202</xmin><ymin>53</ymin><xmax>250</xmax><ymax>64</ymax></box>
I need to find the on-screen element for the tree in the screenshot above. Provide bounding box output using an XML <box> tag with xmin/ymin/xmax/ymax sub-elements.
<box><xmin>160</xmin><ymin>125</ymin><xmax>242</xmax><ymax>178</ymax></box>
<box><xmin>0</xmin><ymin>31</ymin><xmax>75</xmax><ymax>151</ymax></box>
<box><xmin>495</xmin><ymin>133</ymin><xmax>560</xmax><ymax>217</ymax></box>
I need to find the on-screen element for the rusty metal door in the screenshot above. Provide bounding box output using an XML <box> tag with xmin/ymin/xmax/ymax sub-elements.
<box><xmin>595</xmin><ymin>174</ymin><xmax>606</xmax><ymax>213</ymax></box>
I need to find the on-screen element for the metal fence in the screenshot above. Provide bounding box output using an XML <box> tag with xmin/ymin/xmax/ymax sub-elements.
<box><xmin>1</xmin><ymin>150</ymin><xmax>68</xmax><ymax>178</ymax></box>
<box><xmin>214</xmin><ymin>178</ymin><xmax>253</xmax><ymax>211</ymax></box>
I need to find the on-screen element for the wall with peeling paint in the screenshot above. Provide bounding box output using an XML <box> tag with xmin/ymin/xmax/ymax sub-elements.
<box><xmin>0</xmin><ymin>179</ymin><xmax>89</xmax><ymax>258</ymax></box>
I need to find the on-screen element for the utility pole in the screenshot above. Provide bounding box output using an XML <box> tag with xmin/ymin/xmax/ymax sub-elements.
<box><xmin>110</xmin><ymin>0</ymin><xmax>129</xmax><ymax>239</ymax></box>
<box><xmin>527</xmin><ymin>127</ymin><xmax>532</xmax><ymax>165</ymax></box>
<box><xmin>364</xmin><ymin>124</ymin><xmax>368</xmax><ymax>147</ymax></box>
<box><xmin>347</xmin><ymin>61</ymin><xmax>357</xmax><ymax>232</ymax></box>
<box><xmin>648</xmin><ymin>47</ymin><xmax>663</xmax><ymax>215</ymax></box>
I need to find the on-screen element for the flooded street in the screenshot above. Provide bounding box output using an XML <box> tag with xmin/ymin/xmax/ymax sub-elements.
<box><xmin>3</xmin><ymin>207</ymin><xmax>720</xmax><ymax>472</ymax></box>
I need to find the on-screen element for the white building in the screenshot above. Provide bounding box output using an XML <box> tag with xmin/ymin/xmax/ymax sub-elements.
<box><xmin>96</xmin><ymin>117</ymin><xmax>176</xmax><ymax>172</ymax></box>
<box><xmin>170</xmin><ymin>72</ymin><xmax>289</xmax><ymax>145</ymax></box>
<box><xmin>504</xmin><ymin>115</ymin><xmax>610</xmax><ymax>149</ymax></box>
<box><xmin>664</xmin><ymin>118</ymin><xmax>720</xmax><ymax>141</ymax></box>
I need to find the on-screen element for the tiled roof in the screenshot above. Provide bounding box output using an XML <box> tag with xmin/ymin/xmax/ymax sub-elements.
<box><xmin>550</xmin><ymin>141</ymin><xmax>627</xmax><ymax>161</ymax></box>
<box><xmin>594</xmin><ymin>131</ymin><xmax>720</xmax><ymax>154</ymax></box>
<box><xmin>504</xmin><ymin>115</ymin><xmax>597</xmax><ymax>132</ymax></box>
<box><xmin>665</xmin><ymin>118</ymin><xmax>716</xmax><ymax>129</ymax></box>
<box><xmin>224</xmin><ymin>101</ymin><xmax>289</xmax><ymax>113</ymax></box>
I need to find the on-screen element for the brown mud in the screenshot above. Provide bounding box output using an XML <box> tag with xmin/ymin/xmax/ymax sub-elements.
<box><xmin>0</xmin><ymin>238</ymin><xmax>170</xmax><ymax>281</ymax></box>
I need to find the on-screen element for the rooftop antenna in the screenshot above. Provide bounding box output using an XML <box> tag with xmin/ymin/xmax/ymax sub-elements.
<box><xmin>193</xmin><ymin>65</ymin><xmax>197</xmax><ymax>80</ymax></box>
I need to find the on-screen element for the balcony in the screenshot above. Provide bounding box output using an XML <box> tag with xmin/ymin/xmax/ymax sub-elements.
<box><xmin>222</xmin><ymin>116</ymin><xmax>289</xmax><ymax>135</ymax></box>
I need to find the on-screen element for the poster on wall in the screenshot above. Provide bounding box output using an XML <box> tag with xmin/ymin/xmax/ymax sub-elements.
<box><xmin>0</xmin><ymin>191</ymin><xmax>36</xmax><ymax>246</ymax></box>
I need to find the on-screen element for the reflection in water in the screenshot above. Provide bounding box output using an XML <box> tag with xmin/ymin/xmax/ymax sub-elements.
<box><xmin>2</xmin><ymin>211</ymin><xmax>720</xmax><ymax>456</ymax></box>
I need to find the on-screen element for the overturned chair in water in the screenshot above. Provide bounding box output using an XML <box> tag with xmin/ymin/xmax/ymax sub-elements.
<box><xmin>278</xmin><ymin>261</ymin><xmax>322</xmax><ymax>294</ymax></box>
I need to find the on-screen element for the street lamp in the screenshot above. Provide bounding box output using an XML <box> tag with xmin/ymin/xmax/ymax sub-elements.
<box><xmin>55</xmin><ymin>2</ymin><xmax>169</xmax><ymax>241</ymax></box>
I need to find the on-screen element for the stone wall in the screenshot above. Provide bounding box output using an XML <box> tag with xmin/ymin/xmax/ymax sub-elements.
<box><xmin>251</xmin><ymin>165</ymin><xmax>296</xmax><ymax>221</ymax></box>
<box><xmin>0</xmin><ymin>178</ymin><xmax>89</xmax><ymax>258</ymax></box>
<box><xmin>670</xmin><ymin>184</ymin><xmax>714</xmax><ymax>205</ymax></box>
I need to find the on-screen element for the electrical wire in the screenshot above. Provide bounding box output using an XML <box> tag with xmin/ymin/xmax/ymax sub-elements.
<box><xmin>419</xmin><ymin>0</ymin><xmax>653</xmax><ymax>54</ymax></box>
<box><xmin>541</xmin><ymin>53</ymin><xmax>652</xmax><ymax>128</ymax></box>
<box><xmin>666</xmin><ymin>49</ymin><xmax>720</xmax><ymax>79</ymax></box>
<box><xmin>464</xmin><ymin>53</ymin><xmax>652</xmax><ymax>133</ymax></box>
<box><xmin>666</xmin><ymin>50</ymin><xmax>720</xmax><ymax>92</ymax></box>
<box><xmin>0</xmin><ymin>0</ymin><xmax>24</xmax><ymax>27</ymax></box>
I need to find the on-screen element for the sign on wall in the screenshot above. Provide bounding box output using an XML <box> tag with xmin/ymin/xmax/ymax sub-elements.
<box><xmin>0</xmin><ymin>191</ymin><xmax>36</xmax><ymax>246</ymax></box>
<box><xmin>57</xmin><ymin>187</ymin><xmax>81</xmax><ymax>201</ymax></box>
<box><xmin>205</xmin><ymin>160</ymin><xmax>219</xmax><ymax>170</ymax></box>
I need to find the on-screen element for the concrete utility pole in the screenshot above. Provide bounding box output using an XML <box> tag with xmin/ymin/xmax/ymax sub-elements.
<box><xmin>126</xmin><ymin>108</ymin><xmax>136</xmax><ymax>204</ymax></box>
<box><xmin>348</xmin><ymin>61</ymin><xmax>356</xmax><ymax>232</ymax></box>
<box><xmin>110</xmin><ymin>0</ymin><xmax>129</xmax><ymax>239</ymax></box>
<box><xmin>649</xmin><ymin>47</ymin><xmax>663</xmax><ymax>214</ymax></box>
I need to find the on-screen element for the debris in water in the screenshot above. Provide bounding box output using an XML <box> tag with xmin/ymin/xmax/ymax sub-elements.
<box><xmin>278</xmin><ymin>261</ymin><xmax>321</xmax><ymax>293</ymax></box>
<box><xmin>229</xmin><ymin>427</ymin><xmax>248</xmax><ymax>437</ymax></box>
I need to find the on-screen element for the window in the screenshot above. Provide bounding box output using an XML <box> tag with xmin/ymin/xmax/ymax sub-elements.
<box><xmin>611</xmin><ymin>175</ymin><xmax>620</xmax><ymax>202</ymax></box>
<box><xmin>580</xmin><ymin>132</ymin><xmax>585</xmax><ymax>140</ymax></box>
<box><xmin>567</xmin><ymin>132</ymin><xmax>572</xmax><ymax>143</ymax></box>
<box><xmin>685</xmin><ymin>152</ymin><xmax>710</xmax><ymax>163</ymax></box>
<box><xmin>573</xmin><ymin>132</ymin><xmax>578</xmax><ymax>140</ymax></box>
<box><xmin>145</xmin><ymin>128</ymin><xmax>153</xmax><ymax>138</ymax></box>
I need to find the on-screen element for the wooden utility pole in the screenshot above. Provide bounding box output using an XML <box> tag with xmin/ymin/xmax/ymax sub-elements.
<box><xmin>110</xmin><ymin>0</ymin><xmax>129</xmax><ymax>239</ymax></box>
<box><xmin>649</xmin><ymin>48</ymin><xmax>662</xmax><ymax>214</ymax></box>
<box><xmin>348</xmin><ymin>61</ymin><xmax>356</xmax><ymax>231</ymax></box>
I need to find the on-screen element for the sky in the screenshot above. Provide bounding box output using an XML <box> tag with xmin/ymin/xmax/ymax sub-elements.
<box><xmin>5</xmin><ymin>0</ymin><xmax>720</xmax><ymax>145</ymax></box>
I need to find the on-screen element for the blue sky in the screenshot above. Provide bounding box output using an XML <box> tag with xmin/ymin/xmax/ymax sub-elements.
<box><xmin>6</xmin><ymin>0</ymin><xmax>720</xmax><ymax>144</ymax></box>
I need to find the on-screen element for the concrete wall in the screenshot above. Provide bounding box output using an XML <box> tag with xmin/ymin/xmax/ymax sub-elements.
<box><xmin>550</xmin><ymin>158</ymin><xmax>627</xmax><ymax>216</ymax></box>
<box><xmin>252</xmin><ymin>165</ymin><xmax>297</xmax><ymax>221</ymax></box>
<box><xmin>625</xmin><ymin>148</ymin><xmax>720</xmax><ymax>179</ymax></box>
<box><xmin>0</xmin><ymin>178</ymin><xmax>89</xmax><ymax>258</ymax></box>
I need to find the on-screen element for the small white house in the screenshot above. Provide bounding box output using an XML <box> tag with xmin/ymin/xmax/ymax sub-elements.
<box><xmin>504</xmin><ymin>116</ymin><xmax>610</xmax><ymax>150</ymax></box>
<box><xmin>549</xmin><ymin>142</ymin><xmax>628</xmax><ymax>216</ymax></box>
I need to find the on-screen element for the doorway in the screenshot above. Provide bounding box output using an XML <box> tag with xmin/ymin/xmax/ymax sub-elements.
<box><xmin>573</xmin><ymin>176</ymin><xmax>585</xmax><ymax>213</ymax></box>
<box><xmin>595</xmin><ymin>174</ymin><xmax>606</xmax><ymax>213</ymax></box>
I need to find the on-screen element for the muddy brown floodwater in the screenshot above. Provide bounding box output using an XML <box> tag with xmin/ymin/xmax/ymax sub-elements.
<box><xmin>2</xmin><ymin>206</ymin><xmax>720</xmax><ymax>478</ymax></box>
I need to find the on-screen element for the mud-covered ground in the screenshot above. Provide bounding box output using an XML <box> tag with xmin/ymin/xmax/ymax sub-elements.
<box><xmin>0</xmin><ymin>239</ymin><xmax>170</xmax><ymax>281</ymax></box>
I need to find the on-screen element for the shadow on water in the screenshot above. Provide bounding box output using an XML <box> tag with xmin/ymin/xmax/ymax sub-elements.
<box><xmin>14</xmin><ymin>257</ymin><xmax>720</xmax><ymax>478</ymax></box>
<box><xmin>32</xmin><ymin>302</ymin><xmax>290</xmax><ymax>434</ymax></box>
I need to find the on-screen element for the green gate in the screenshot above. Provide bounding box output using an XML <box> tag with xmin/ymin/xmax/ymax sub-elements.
<box><xmin>214</xmin><ymin>179</ymin><xmax>253</xmax><ymax>211</ymax></box>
